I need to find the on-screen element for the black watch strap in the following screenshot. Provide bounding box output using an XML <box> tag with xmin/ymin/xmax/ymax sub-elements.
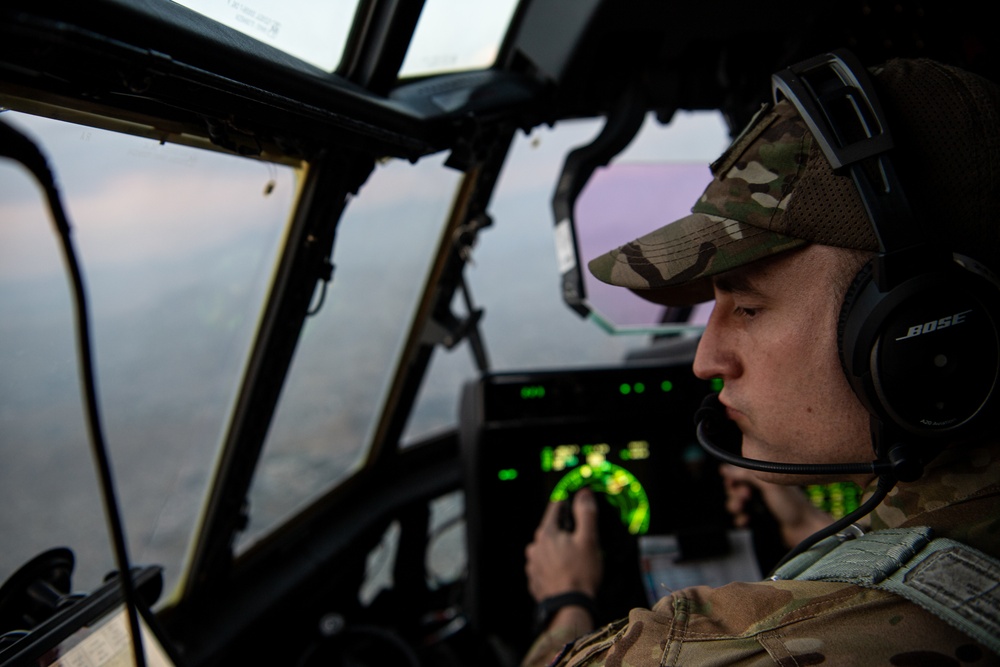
<box><xmin>533</xmin><ymin>591</ymin><xmax>598</xmax><ymax>634</ymax></box>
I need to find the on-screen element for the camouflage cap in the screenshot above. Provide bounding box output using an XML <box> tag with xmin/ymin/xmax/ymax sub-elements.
<box><xmin>587</xmin><ymin>57</ymin><xmax>1000</xmax><ymax>306</ymax></box>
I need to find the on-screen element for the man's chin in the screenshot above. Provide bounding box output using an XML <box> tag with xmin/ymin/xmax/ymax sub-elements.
<box><xmin>736</xmin><ymin>438</ymin><xmax>878</xmax><ymax>488</ymax></box>
<box><xmin>749</xmin><ymin>469</ymin><xmax>816</xmax><ymax>486</ymax></box>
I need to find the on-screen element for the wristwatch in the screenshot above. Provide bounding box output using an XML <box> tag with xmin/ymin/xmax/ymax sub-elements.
<box><xmin>533</xmin><ymin>591</ymin><xmax>598</xmax><ymax>634</ymax></box>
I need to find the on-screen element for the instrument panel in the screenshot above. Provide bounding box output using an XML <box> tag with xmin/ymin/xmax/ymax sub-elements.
<box><xmin>460</xmin><ymin>360</ymin><xmax>733</xmax><ymax>651</ymax></box>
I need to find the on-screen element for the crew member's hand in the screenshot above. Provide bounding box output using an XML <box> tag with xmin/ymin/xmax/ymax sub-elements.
<box><xmin>524</xmin><ymin>488</ymin><xmax>603</xmax><ymax>603</ymax></box>
<box><xmin>719</xmin><ymin>463</ymin><xmax>833</xmax><ymax>548</ymax></box>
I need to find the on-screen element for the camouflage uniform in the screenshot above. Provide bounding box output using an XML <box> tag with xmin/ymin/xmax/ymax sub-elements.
<box><xmin>522</xmin><ymin>439</ymin><xmax>1000</xmax><ymax>666</ymax></box>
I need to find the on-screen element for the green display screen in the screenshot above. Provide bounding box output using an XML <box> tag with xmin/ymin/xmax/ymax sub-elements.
<box><xmin>541</xmin><ymin>442</ymin><xmax>652</xmax><ymax>535</ymax></box>
<box><xmin>805</xmin><ymin>482</ymin><xmax>862</xmax><ymax>519</ymax></box>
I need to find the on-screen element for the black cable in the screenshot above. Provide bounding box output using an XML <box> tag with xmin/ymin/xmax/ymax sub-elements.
<box><xmin>0</xmin><ymin>118</ymin><xmax>147</xmax><ymax>667</ymax></box>
<box><xmin>692</xmin><ymin>393</ymin><xmax>902</xmax><ymax>578</ymax></box>
<box><xmin>767</xmin><ymin>474</ymin><xmax>896</xmax><ymax>575</ymax></box>
<box><xmin>695</xmin><ymin>419</ymin><xmax>894</xmax><ymax>476</ymax></box>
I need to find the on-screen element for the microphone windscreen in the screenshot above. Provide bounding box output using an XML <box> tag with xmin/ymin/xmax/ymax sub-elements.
<box><xmin>693</xmin><ymin>392</ymin><xmax>723</xmax><ymax>427</ymax></box>
<box><xmin>694</xmin><ymin>392</ymin><xmax>743</xmax><ymax>453</ymax></box>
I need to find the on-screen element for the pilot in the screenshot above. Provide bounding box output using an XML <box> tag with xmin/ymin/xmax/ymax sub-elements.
<box><xmin>522</xmin><ymin>54</ymin><xmax>1000</xmax><ymax>666</ymax></box>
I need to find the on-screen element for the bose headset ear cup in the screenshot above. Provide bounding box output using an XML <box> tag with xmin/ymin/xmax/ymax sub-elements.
<box><xmin>838</xmin><ymin>255</ymin><xmax>1000</xmax><ymax>439</ymax></box>
<box><xmin>837</xmin><ymin>260</ymin><xmax>874</xmax><ymax>382</ymax></box>
<box><xmin>837</xmin><ymin>259</ymin><xmax>899</xmax><ymax>465</ymax></box>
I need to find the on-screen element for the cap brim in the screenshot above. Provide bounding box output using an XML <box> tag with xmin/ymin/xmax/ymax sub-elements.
<box><xmin>587</xmin><ymin>211</ymin><xmax>808</xmax><ymax>306</ymax></box>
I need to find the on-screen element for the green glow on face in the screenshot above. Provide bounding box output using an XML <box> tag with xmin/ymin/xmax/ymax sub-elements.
<box><xmin>661</xmin><ymin>380</ymin><xmax>673</xmax><ymax>392</ymax></box>
<box><xmin>619</xmin><ymin>383</ymin><xmax>631</xmax><ymax>395</ymax></box>
<box><xmin>549</xmin><ymin>461</ymin><xmax>650</xmax><ymax>535</ymax></box>
<box><xmin>498</xmin><ymin>468</ymin><xmax>518</xmax><ymax>481</ymax></box>
<box><xmin>710</xmin><ymin>378</ymin><xmax>724</xmax><ymax>392</ymax></box>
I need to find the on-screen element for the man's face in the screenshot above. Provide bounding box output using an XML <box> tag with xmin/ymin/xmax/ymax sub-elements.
<box><xmin>692</xmin><ymin>245</ymin><xmax>874</xmax><ymax>487</ymax></box>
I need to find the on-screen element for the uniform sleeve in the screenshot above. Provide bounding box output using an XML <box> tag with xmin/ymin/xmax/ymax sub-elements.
<box><xmin>522</xmin><ymin>578</ymin><xmax>993</xmax><ymax>666</ymax></box>
<box><xmin>521</xmin><ymin>619</ymin><xmax>627</xmax><ymax>667</ymax></box>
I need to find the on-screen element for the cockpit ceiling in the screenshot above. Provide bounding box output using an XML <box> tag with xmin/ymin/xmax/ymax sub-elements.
<box><xmin>503</xmin><ymin>0</ymin><xmax>1000</xmax><ymax>126</ymax></box>
<box><xmin>2</xmin><ymin>1</ymin><xmax>996</xmax><ymax>161</ymax></box>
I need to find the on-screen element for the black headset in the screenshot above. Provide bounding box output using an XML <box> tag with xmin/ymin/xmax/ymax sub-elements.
<box><xmin>768</xmin><ymin>50</ymin><xmax>1000</xmax><ymax>480</ymax></box>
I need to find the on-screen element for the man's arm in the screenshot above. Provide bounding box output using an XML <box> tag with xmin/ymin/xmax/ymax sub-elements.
<box><xmin>522</xmin><ymin>488</ymin><xmax>604</xmax><ymax>665</ymax></box>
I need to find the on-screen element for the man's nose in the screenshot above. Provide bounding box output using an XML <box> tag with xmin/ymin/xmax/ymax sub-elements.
<box><xmin>692</xmin><ymin>303</ymin><xmax>738</xmax><ymax>382</ymax></box>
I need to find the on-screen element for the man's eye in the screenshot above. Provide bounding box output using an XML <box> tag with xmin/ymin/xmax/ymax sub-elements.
<box><xmin>733</xmin><ymin>306</ymin><xmax>758</xmax><ymax>318</ymax></box>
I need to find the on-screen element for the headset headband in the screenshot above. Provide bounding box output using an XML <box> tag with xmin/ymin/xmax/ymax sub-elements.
<box><xmin>772</xmin><ymin>50</ymin><xmax>940</xmax><ymax>289</ymax></box>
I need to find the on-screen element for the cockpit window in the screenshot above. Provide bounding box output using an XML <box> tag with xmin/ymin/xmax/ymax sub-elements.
<box><xmin>172</xmin><ymin>0</ymin><xmax>360</xmax><ymax>72</ymax></box>
<box><xmin>401</xmin><ymin>119</ymin><xmax>646</xmax><ymax>446</ymax></box>
<box><xmin>402</xmin><ymin>112</ymin><xmax>728</xmax><ymax>444</ymax></box>
<box><xmin>170</xmin><ymin>0</ymin><xmax>520</xmax><ymax>79</ymax></box>
<box><xmin>0</xmin><ymin>111</ymin><xmax>296</xmax><ymax>597</ymax></box>
<box><xmin>573</xmin><ymin>110</ymin><xmax>730</xmax><ymax>334</ymax></box>
<box><xmin>399</xmin><ymin>0</ymin><xmax>521</xmax><ymax>78</ymax></box>
<box><xmin>235</xmin><ymin>151</ymin><xmax>462</xmax><ymax>552</ymax></box>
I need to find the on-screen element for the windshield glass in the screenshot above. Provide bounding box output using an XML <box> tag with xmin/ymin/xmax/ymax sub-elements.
<box><xmin>235</xmin><ymin>151</ymin><xmax>462</xmax><ymax>552</ymax></box>
<box><xmin>171</xmin><ymin>0</ymin><xmax>520</xmax><ymax>77</ymax></box>
<box><xmin>404</xmin><ymin>112</ymin><xmax>729</xmax><ymax>443</ymax></box>
<box><xmin>172</xmin><ymin>0</ymin><xmax>360</xmax><ymax>72</ymax></box>
<box><xmin>0</xmin><ymin>111</ymin><xmax>295</xmax><ymax>597</ymax></box>
<box><xmin>400</xmin><ymin>0</ymin><xmax>521</xmax><ymax>77</ymax></box>
<box><xmin>575</xmin><ymin>111</ymin><xmax>730</xmax><ymax>334</ymax></box>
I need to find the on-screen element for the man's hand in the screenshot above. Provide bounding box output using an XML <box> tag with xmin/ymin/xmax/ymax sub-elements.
<box><xmin>524</xmin><ymin>488</ymin><xmax>603</xmax><ymax>602</ymax></box>
<box><xmin>719</xmin><ymin>463</ymin><xmax>833</xmax><ymax>547</ymax></box>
